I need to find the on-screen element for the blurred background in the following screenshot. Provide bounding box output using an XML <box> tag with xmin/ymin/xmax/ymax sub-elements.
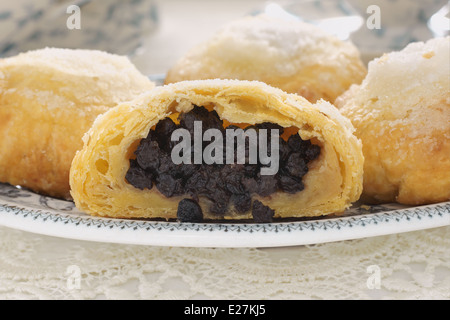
<box><xmin>0</xmin><ymin>0</ymin><xmax>448</xmax><ymax>75</ymax></box>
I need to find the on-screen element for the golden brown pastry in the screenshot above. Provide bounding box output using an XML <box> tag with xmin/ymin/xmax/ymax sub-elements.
<box><xmin>336</xmin><ymin>37</ymin><xmax>450</xmax><ymax>205</ymax></box>
<box><xmin>0</xmin><ymin>48</ymin><xmax>155</xmax><ymax>199</ymax></box>
<box><xmin>70</xmin><ymin>79</ymin><xmax>364</xmax><ymax>222</ymax></box>
<box><xmin>165</xmin><ymin>14</ymin><xmax>367</xmax><ymax>103</ymax></box>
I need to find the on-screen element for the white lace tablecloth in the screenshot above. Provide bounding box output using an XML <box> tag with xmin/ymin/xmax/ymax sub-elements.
<box><xmin>0</xmin><ymin>225</ymin><xmax>449</xmax><ymax>300</ymax></box>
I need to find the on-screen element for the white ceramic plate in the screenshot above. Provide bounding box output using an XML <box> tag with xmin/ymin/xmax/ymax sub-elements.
<box><xmin>0</xmin><ymin>183</ymin><xmax>448</xmax><ymax>248</ymax></box>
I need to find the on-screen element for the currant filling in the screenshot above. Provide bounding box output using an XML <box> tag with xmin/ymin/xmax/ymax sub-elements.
<box><xmin>125</xmin><ymin>106</ymin><xmax>320</xmax><ymax>223</ymax></box>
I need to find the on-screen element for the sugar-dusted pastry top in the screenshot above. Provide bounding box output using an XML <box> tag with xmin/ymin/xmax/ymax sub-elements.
<box><xmin>337</xmin><ymin>37</ymin><xmax>450</xmax><ymax>205</ymax></box>
<box><xmin>0</xmin><ymin>47</ymin><xmax>154</xmax><ymax>112</ymax></box>
<box><xmin>0</xmin><ymin>48</ymin><xmax>155</xmax><ymax>199</ymax></box>
<box><xmin>70</xmin><ymin>79</ymin><xmax>364</xmax><ymax>221</ymax></box>
<box><xmin>166</xmin><ymin>14</ymin><xmax>367</xmax><ymax>103</ymax></box>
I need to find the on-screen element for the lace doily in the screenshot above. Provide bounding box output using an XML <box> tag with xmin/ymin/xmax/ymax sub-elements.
<box><xmin>0</xmin><ymin>225</ymin><xmax>448</xmax><ymax>300</ymax></box>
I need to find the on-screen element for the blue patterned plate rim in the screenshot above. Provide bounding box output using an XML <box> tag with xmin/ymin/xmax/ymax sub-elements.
<box><xmin>0</xmin><ymin>183</ymin><xmax>448</xmax><ymax>247</ymax></box>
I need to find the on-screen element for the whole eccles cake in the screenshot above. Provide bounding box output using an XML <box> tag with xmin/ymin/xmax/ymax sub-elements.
<box><xmin>165</xmin><ymin>14</ymin><xmax>367</xmax><ymax>104</ymax></box>
<box><xmin>0</xmin><ymin>48</ymin><xmax>155</xmax><ymax>199</ymax></box>
<box><xmin>337</xmin><ymin>37</ymin><xmax>450</xmax><ymax>205</ymax></box>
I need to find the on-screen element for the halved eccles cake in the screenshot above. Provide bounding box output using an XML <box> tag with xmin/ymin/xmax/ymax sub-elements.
<box><xmin>70</xmin><ymin>79</ymin><xmax>364</xmax><ymax>222</ymax></box>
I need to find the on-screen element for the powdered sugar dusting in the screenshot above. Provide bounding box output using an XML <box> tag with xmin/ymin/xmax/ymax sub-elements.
<box><xmin>1</xmin><ymin>47</ymin><xmax>155</xmax><ymax>111</ymax></box>
<box><xmin>20</xmin><ymin>88</ymin><xmax>76</xmax><ymax>111</ymax></box>
<box><xmin>344</xmin><ymin>37</ymin><xmax>450</xmax><ymax>138</ymax></box>
<box><xmin>363</xmin><ymin>37</ymin><xmax>449</xmax><ymax>106</ymax></box>
<box><xmin>9</xmin><ymin>48</ymin><xmax>133</xmax><ymax>78</ymax></box>
<box><xmin>205</xmin><ymin>14</ymin><xmax>361</xmax><ymax>77</ymax></box>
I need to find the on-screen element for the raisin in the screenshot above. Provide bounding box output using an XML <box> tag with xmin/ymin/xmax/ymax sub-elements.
<box><xmin>136</xmin><ymin>139</ymin><xmax>161</xmax><ymax>171</ymax></box>
<box><xmin>203</xmin><ymin>109</ymin><xmax>223</xmax><ymax>131</ymax></box>
<box><xmin>155</xmin><ymin>173</ymin><xmax>183</xmax><ymax>197</ymax></box>
<box><xmin>255</xmin><ymin>122</ymin><xmax>285</xmax><ymax>135</ymax></box>
<box><xmin>154</xmin><ymin>118</ymin><xmax>177</xmax><ymax>152</ymax></box>
<box><xmin>278</xmin><ymin>138</ymin><xmax>291</xmax><ymax>163</ymax></box>
<box><xmin>278</xmin><ymin>174</ymin><xmax>305</xmax><ymax>194</ymax></box>
<box><xmin>256</xmin><ymin>174</ymin><xmax>278</xmax><ymax>197</ymax></box>
<box><xmin>223</xmin><ymin>165</ymin><xmax>246</xmax><ymax>195</ymax></box>
<box><xmin>125</xmin><ymin>160</ymin><xmax>153</xmax><ymax>190</ymax></box>
<box><xmin>158</xmin><ymin>152</ymin><xmax>180</xmax><ymax>174</ymax></box>
<box><xmin>241</xmin><ymin>176</ymin><xmax>259</xmax><ymax>194</ymax></box>
<box><xmin>286</xmin><ymin>153</ymin><xmax>308</xmax><ymax>178</ymax></box>
<box><xmin>179</xmin><ymin>106</ymin><xmax>223</xmax><ymax>133</ymax></box>
<box><xmin>155</xmin><ymin>117</ymin><xmax>176</xmax><ymax>135</ymax></box>
<box><xmin>252</xmin><ymin>200</ymin><xmax>275</xmax><ymax>223</ymax></box>
<box><xmin>177</xmin><ymin>199</ymin><xmax>203</xmax><ymax>223</ymax></box>
<box><xmin>231</xmin><ymin>193</ymin><xmax>252</xmax><ymax>213</ymax></box>
<box><xmin>243</xmin><ymin>164</ymin><xmax>259</xmax><ymax>177</ymax></box>
<box><xmin>178</xmin><ymin>163</ymin><xmax>199</xmax><ymax>179</ymax></box>
<box><xmin>305</xmin><ymin>144</ymin><xmax>321</xmax><ymax>161</ymax></box>
<box><xmin>185</xmin><ymin>170</ymin><xmax>209</xmax><ymax>196</ymax></box>
<box><xmin>208</xmin><ymin>189</ymin><xmax>230</xmax><ymax>216</ymax></box>
<box><xmin>287</xmin><ymin>133</ymin><xmax>306</xmax><ymax>152</ymax></box>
